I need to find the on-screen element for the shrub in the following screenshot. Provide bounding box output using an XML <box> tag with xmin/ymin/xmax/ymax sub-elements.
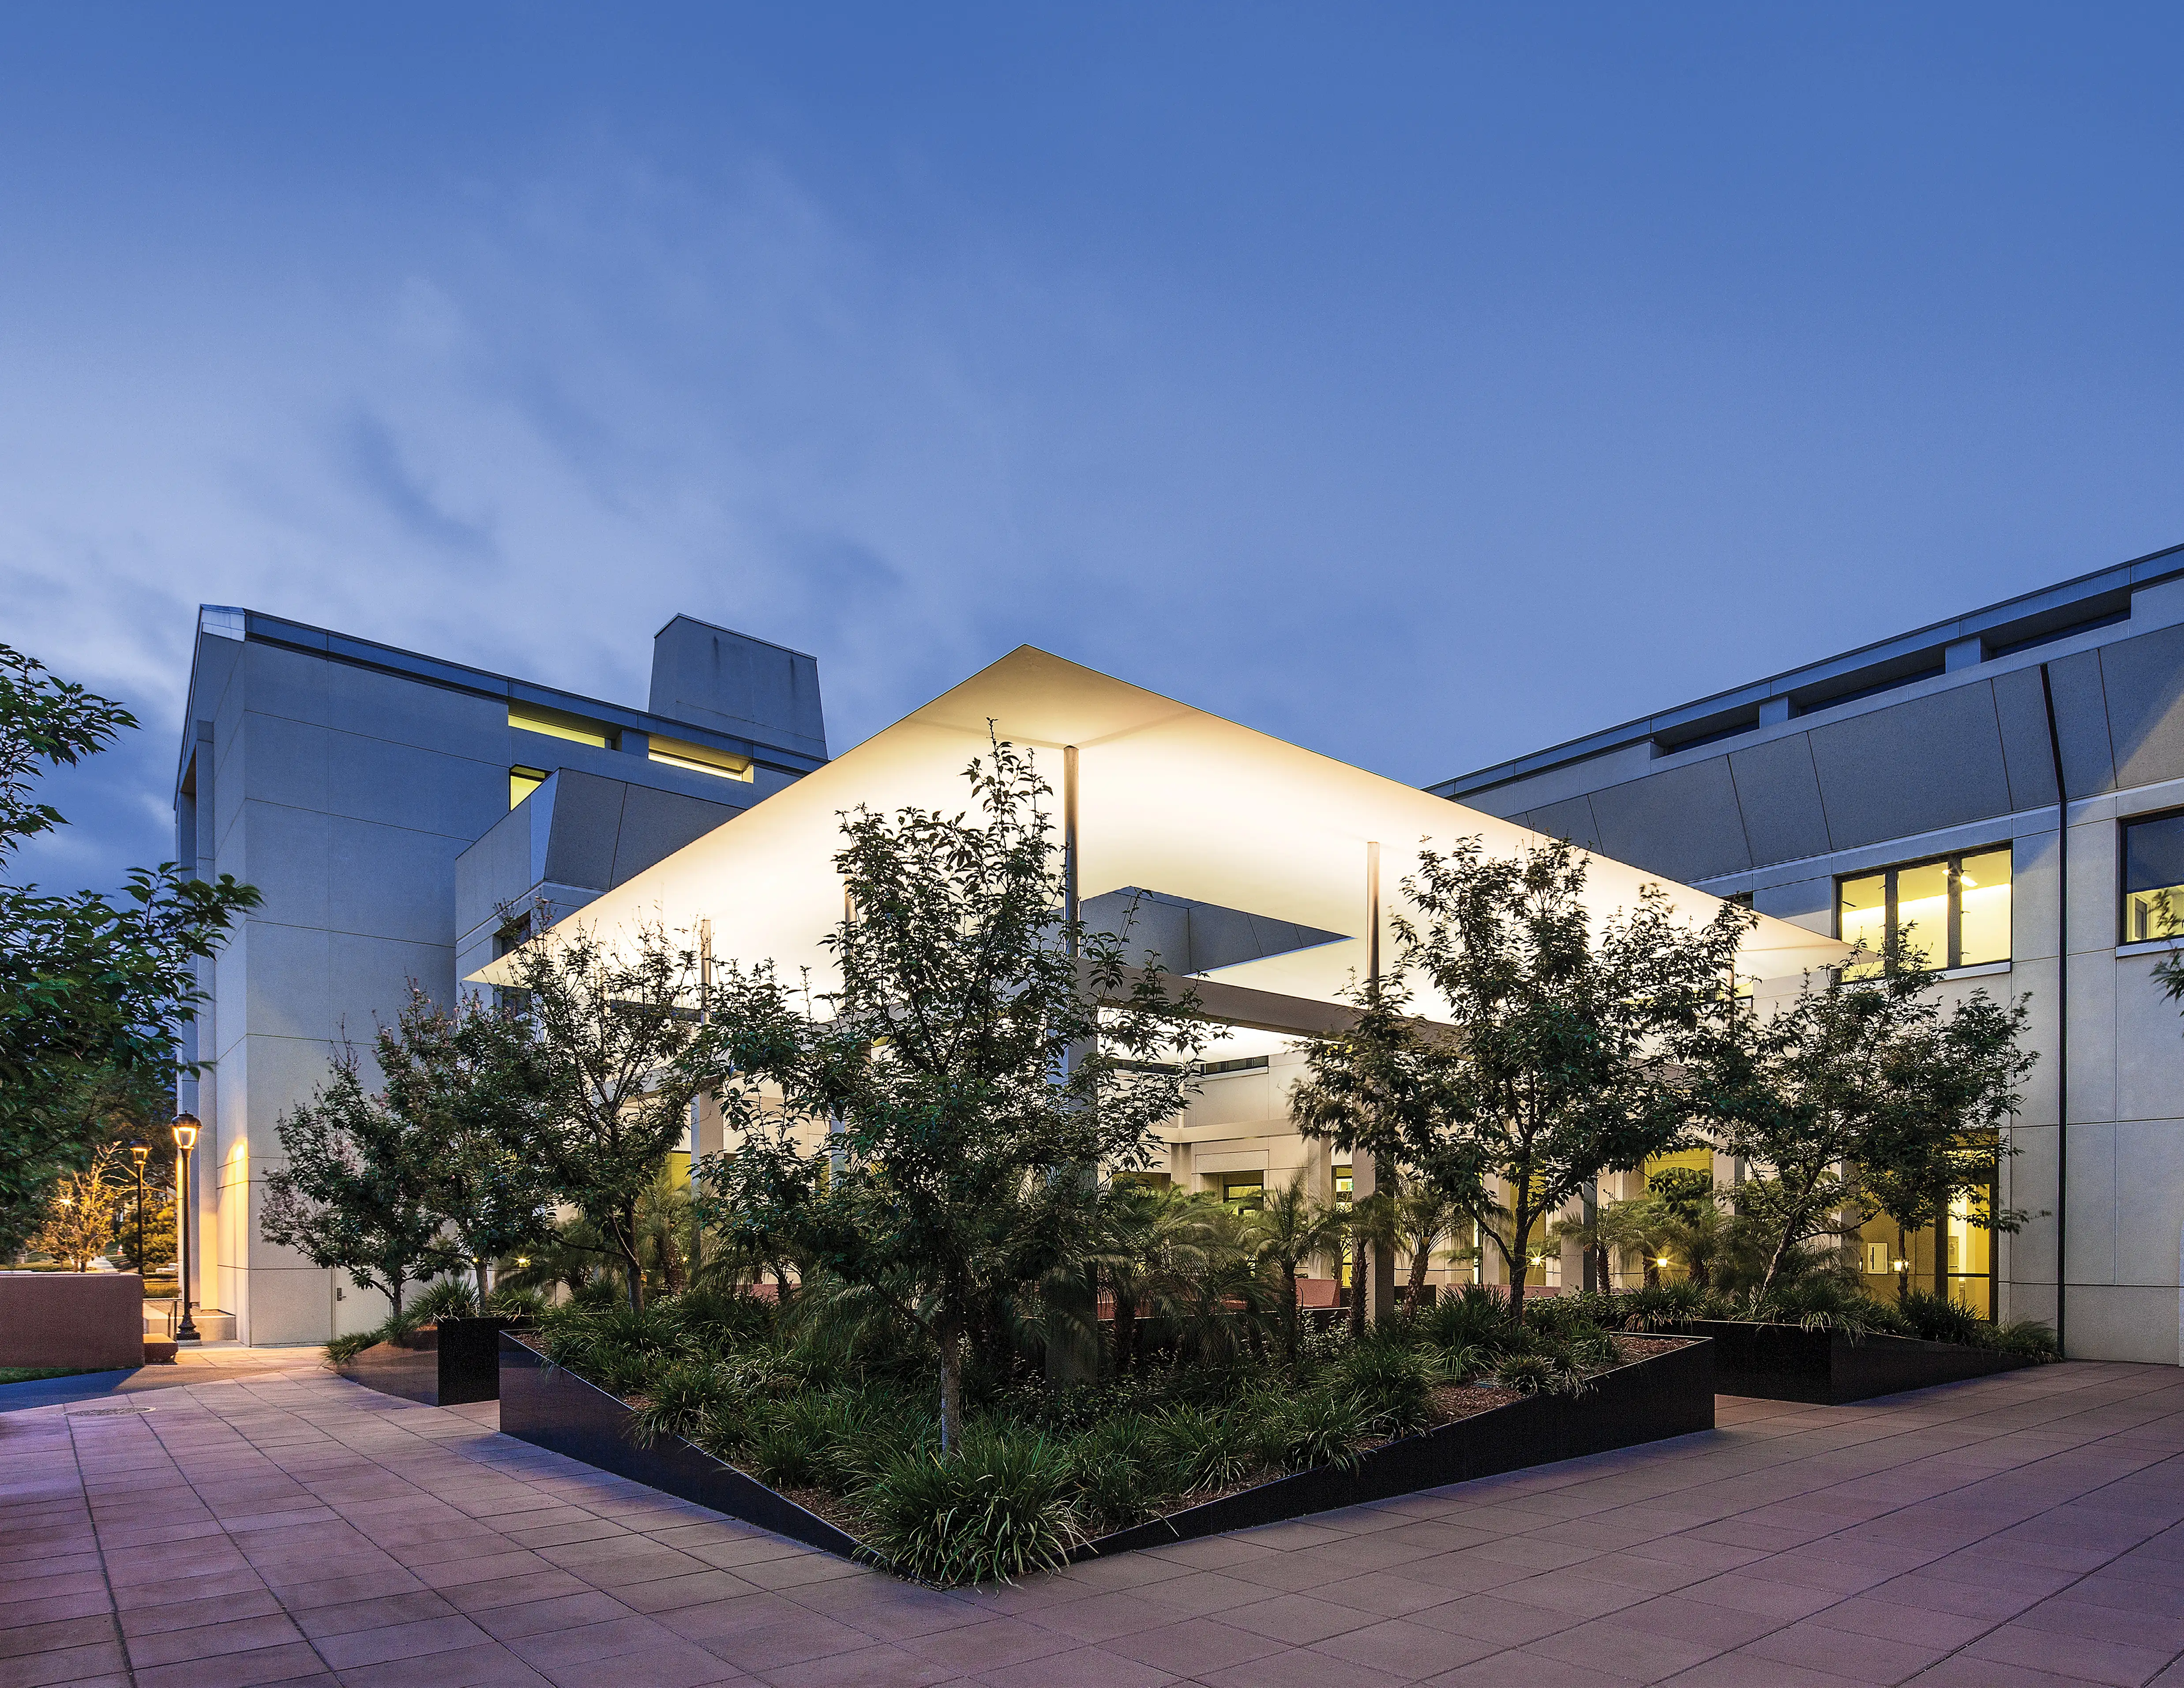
<box><xmin>325</xmin><ymin>1306</ymin><xmax>428</xmax><ymax>1365</ymax></box>
<box><xmin>1985</xmin><ymin>1319</ymin><xmax>2061</xmax><ymax>1360</ymax></box>
<box><xmin>627</xmin><ymin>1360</ymin><xmax>739</xmax><ymax>1447</ymax></box>
<box><xmin>1148</xmin><ymin>1403</ymin><xmax>1261</xmax><ymax>1494</ymax></box>
<box><xmin>1617</xmin><ymin>1282</ymin><xmax>1717</xmax><ymax>1330</ymax></box>
<box><xmin>1895</xmin><ymin>1289</ymin><xmax>1983</xmax><ymax>1346</ymax></box>
<box><xmin>863</xmin><ymin>1433</ymin><xmax>1084</xmax><ymax>1585</ymax></box>
<box><xmin>1328</xmin><ymin>1338</ymin><xmax>1434</xmax><ymax>1435</ymax></box>
<box><xmin>1419</xmin><ymin>1283</ymin><xmax>1509</xmax><ymax>1353</ymax></box>
<box><xmin>1495</xmin><ymin>1350</ymin><xmax>1586</xmax><ymax>1397</ymax></box>
<box><xmin>1264</xmin><ymin>1388</ymin><xmax>1376</xmax><ymax>1473</ymax></box>
<box><xmin>410</xmin><ymin>1278</ymin><xmax>479</xmax><ymax>1322</ymax></box>
<box><xmin>668</xmin><ymin>1286</ymin><xmax>774</xmax><ymax>1354</ymax></box>
<box><xmin>1064</xmin><ymin>1415</ymin><xmax>1160</xmax><ymax>1534</ymax></box>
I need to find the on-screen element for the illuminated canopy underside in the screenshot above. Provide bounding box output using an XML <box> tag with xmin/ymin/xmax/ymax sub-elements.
<box><xmin>472</xmin><ymin>647</ymin><xmax>1848</xmax><ymax>1040</ymax></box>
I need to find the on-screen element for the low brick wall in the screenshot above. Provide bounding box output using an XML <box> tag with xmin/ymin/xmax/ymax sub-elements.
<box><xmin>0</xmin><ymin>1271</ymin><xmax>145</xmax><ymax>1370</ymax></box>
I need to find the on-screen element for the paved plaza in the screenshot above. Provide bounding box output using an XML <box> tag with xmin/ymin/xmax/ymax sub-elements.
<box><xmin>2</xmin><ymin>1358</ymin><xmax>2181</xmax><ymax>1688</ymax></box>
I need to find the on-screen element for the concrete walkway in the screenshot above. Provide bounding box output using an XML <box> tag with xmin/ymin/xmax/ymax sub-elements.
<box><xmin>2</xmin><ymin>1361</ymin><xmax>2181</xmax><ymax>1688</ymax></box>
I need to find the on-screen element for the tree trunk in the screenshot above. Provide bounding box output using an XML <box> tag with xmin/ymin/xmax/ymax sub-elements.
<box><xmin>1407</xmin><ymin>1237</ymin><xmax>1432</xmax><ymax>1305</ymax></box>
<box><xmin>1347</xmin><ymin>1233</ymin><xmax>1366</xmax><ymax>1339</ymax></box>
<box><xmin>390</xmin><ymin>1271</ymin><xmax>406</xmax><ymax>1322</ymax></box>
<box><xmin>1281</xmin><ymin>1263</ymin><xmax>1299</xmax><ymax>1362</ymax></box>
<box><xmin>1507</xmin><ymin>1207</ymin><xmax>1533</xmax><ymax>1329</ymax></box>
<box><xmin>1113</xmin><ymin>1290</ymin><xmax>1138</xmax><ymax>1375</ymax></box>
<box><xmin>473</xmin><ymin>1257</ymin><xmax>492</xmax><ymax>1306</ymax></box>
<box><xmin>938</xmin><ymin>1320</ymin><xmax>964</xmax><ymax>1454</ymax></box>
<box><xmin>1592</xmin><ymin>1242</ymin><xmax>1610</xmax><ymax>1293</ymax></box>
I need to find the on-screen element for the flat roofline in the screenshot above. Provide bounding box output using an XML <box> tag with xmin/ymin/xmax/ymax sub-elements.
<box><xmin>653</xmin><ymin>612</ymin><xmax>818</xmax><ymax>663</ymax></box>
<box><xmin>176</xmin><ymin>605</ymin><xmax>827</xmax><ymax>796</ymax></box>
<box><xmin>1435</xmin><ymin>538</ymin><xmax>2184</xmax><ymax>797</ymax></box>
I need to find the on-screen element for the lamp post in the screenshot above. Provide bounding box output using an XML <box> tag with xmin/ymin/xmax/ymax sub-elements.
<box><xmin>128</xmin><ymin>1140</ymin><xmax>148</xmax><ymax>1276</ymax></box>
<box><xmin>172</xmin><ymin>1115</ymin><xmax>200</xmax><ymax>1342</ymax></box>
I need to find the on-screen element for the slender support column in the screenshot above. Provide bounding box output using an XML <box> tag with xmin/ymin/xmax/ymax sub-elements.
<box><xmin>1063</xmin><ymin>745</ymin><xmax>1080</xmax><ymax>960</ymax></box>
<box><xmin>689</xmin><ymin>918</ymin><xmax>711</xmax><ymax>1275</ymax></box>
<box><xmin>1358</xmin><ymin>841</ymin><xmax>1398</xmax><ymax>1326</ymax></box>
<box><xmin>1051</xmin><ymin>744</ymin><xmax>1098</xmax><ymax>1380</ymax></box>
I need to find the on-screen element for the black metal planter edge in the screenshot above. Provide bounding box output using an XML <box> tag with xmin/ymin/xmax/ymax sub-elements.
<box><xmin>498</xmin><ymin>1331</ymin><xmax>1713</xmax><ymax>1573</ymax></box>
<box><xmin>337</xmin><ymin>1317</ymin><xmax>533</xmax><ymax>1408</ymax></box>
<box><xmin>1069</xmin><ymin>1334</ymin><xmax>1715</xmax><ymax>1560</ymax></box>
<box><xmin>496</xmin><ymin>1334</ymin><xmax>864</xmax><ymax>1560</ymax></box>
<box><xmin>1662</xmin><ymin>1319</ymin><xmax>2037</xmax><ymax>1406</ymax></box>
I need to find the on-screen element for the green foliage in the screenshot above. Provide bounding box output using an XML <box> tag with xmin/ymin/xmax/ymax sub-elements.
<box><xmin>504</xmin><ymin>921</ymin><xmax>707</xmax><ymax>1311</ymax></box>
<box><xmin>1262</xmin><ymin>1387</ymin><xmax>1378</xmax><ymax>1473</ymax></box>
<box><xmin>1895</xmin><ymin>1289</ymin><xmax>1983</xmax><ymax>1346</ymax></box>
<box><xmin>1495</xmin><ymin>1351</ymin><xmax>1585</xmax><ymax>1397</ymax></box>
<box><xmin>1294</xmin><ymin>837</ymin><xmax>1751</xmax><ymax>1325</ymax></box>
<box><xmin>1147</xmin><ymin>1402</ymin><xmax>1261</xmax><ymax>1494</ymax></box>
<box><xmin>1063</xmin><ymin>1415</ymin><xmax>1159</xmax><ymax>1532</ymax></box>
<box><xmin>1418</xmin><ymin>1282</ymin><xmax>1511</xmax><ymax>1352</ymax></box>
<box><xmin>0</xmin><ymin>643</ymin><xmax>258</xmax><ymax>1255</ymax></box>
<box><xmin>1687</xmin><ymin>933</ymin><xmax>2034</xmax><ymax>1294</ymax></box>
<box><xmin>1327</xmin><ymin>1337</ymin><xmax>1434</xmax><ymax>1434</ymax></box>
<box><xmin>863</xmin><ymin>1432</ymin><xmax>1084</xmax><ymax>1586</ymax></box>
<box><xmin>696</xmin><ymin>739</ymin><xmax>1207</xmax><ymax>1448</ymax></box>
<box><xmin>377</xmin><ymin>988</ymin><xmax>559</xmax><ymax>1297</ymax></box>
<box><xmin>261</xmin><ymin>1044</ymin><xmax>443</xmax><ymax>1317</ymax></box>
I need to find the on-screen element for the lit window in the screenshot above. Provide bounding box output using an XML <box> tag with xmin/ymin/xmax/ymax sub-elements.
<box><xmin>1221</xmin><ymin>1177</ymin><xmax>1265</xmax><ymax>1214</ymax></box>
<box><xmin>1836</xmin><ymin>848</ymin><xmax>2011</xmax><ymax>973</ymax></box>
<box><xmin>510</xmin><ymin>766</ymin><xmax>547</xmax><ymax>808</ymax></box>
<box><xmin>2123</xmin><ymin>813</ymin><xmax>2184</xmax><ymax>943</ymax></box>
<box><xmin>510</xmin><ymin>702</ymin><xmax>614</xmax><ymax>749</ymax></box>
<box><xmin>648</xmin><ymin>734</ymin><xmax>754</xmax><ymax>782</ymax></box>
<box><xmin>1333</xmin><ymin>1165</ymin><xmax>1351</xmax><ymax>1208</ymax></box>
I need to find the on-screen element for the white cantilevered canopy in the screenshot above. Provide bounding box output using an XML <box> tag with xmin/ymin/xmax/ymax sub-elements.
<box><xmin>471</xmin><ymin>646</ymin><xmax>1848</xmax><ymax>1034</ymax></box>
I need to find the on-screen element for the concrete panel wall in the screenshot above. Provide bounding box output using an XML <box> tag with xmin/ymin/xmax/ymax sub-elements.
<box><xmin>1727</xmin><ymin>736</ymin><xmax>1831</xmax><ymax>866</ymax></box>
<box><xmin>1430</xmin><ymin>601</ymin><xmax>2184</xmax><ymax>1362</ymax></box>
<box><xmin>1588</xmin><ymin>757</ymin><xmax>1752</xmax><ymax>882</ymax></box>
<box><xmin>1804</xmin><ymin>684</ymin><xmax>2012</xmax><ymax>852</ymax></box>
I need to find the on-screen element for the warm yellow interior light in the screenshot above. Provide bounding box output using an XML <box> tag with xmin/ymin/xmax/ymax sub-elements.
<box><xmin>510</xmin><ymin>702</ymin><xmax>612</xmax><ymax>748</ymax></box>
<box><xmin>649</xmin><ymin>735</ymin><xmax>754</xmax><ymax>782</ymax></box>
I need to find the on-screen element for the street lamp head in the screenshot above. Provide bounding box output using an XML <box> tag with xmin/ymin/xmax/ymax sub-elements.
<box><xmin>128</xmin><ymin>1139</ymin><xmax>149</xmax><ymax>1167</ymax></box>
<box><xmin>171</xmin><ymin>1115</ymin><xmax>200</xmax><ymax>1152</ymax></box>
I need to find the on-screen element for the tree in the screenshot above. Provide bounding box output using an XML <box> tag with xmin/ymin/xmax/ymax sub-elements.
<box><xmin>261</xmin><ymin>1043</ymin><xmax>443</xmax><ymax>1320</ymax></box>
<box><xmin>1292</xmin><ymin>977</ymin><xmax>1486</xmax><ymax>1334</ymax></box>
<box><xmin>1245</xmin><ymin>1173</ymin><xmax>1348</xmax><ymax>1360</ymax></box>
<box><xmin>1692</xmin><ymin>939</ymin><xmax>2033</xmax><ymax>1295</ymax></box>
<box><xmin>1391</xmin><ymin>1182</ymin><xmax>1471</xmax><ymax>1305</ymax></box>
<box><xmin>1298</xmin><ymin>838</ymin><xmax>1748</xmax><ymax>1326</ymax></box>
<box><xmin>504</xmin><ymin>921</ymin><xmax>707</xmax><ymax>1312</ymax></box>
<box><xmin>29</xmin><ymin>1145</ymin><xmax>131</xmax><ymax>1271</ymax></box>
<box><xmin>375</xmin><ymin>988</ymin><xmax>559</xmax><ymax>1302</ymax></box>
<box><xmin>0</xmin><ymin>645</ymin><xmax>258</xmax><ymax>1254</ymax></box>
<box><xmin>697</xmin><ymin>738</ymin><xmax>1205</xmax><ymax>1450</ymax></box>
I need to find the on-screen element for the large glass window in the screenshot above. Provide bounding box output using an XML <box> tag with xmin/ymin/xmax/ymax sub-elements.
<box><xmin>510</xmin><ymin>766</ymin><xmax>548</xmax><ymax>808</ymax></box>
<box><xmin>1836</xmin><ymin>847</ymin><xmax>2011</xmax><ymax>974</ymax></box>
<box><xmin>2123</xmin><ymin>812</ymin><xmax>2184</xmax><ymax>943</ymax></box>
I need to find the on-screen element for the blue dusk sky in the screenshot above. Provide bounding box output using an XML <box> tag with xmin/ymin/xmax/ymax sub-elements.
<box><xmin>4</xmin><ymin>4</ymin><xmax>2180</xmax><ymax>893</ymax></box>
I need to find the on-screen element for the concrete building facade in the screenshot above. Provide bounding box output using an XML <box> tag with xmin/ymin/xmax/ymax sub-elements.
<box><xmin>173</xmin><ymin>607</ymin><xmax>826</xmax><ymax>1346</ymax></box>
<box><xmin>1435</xmin><ymin>541</ymin><xmax>2184</xmax><ymax>1364</ymax></box>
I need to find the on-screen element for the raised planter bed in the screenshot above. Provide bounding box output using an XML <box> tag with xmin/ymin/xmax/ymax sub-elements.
<box><xmin>1669</xmin><ymin>1318</ymin><xmax>2034</xmax><ymax>1406</ymax></box>
<box><xmin>339</xmin><ymin>1316</ymin><xmax>530</xmax><ymax>1407</ymax></box>
<box><xmin>497</xmin><ymin>1332</ymin><xmax>1713</xmax><ymax>1572</ymax></box>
